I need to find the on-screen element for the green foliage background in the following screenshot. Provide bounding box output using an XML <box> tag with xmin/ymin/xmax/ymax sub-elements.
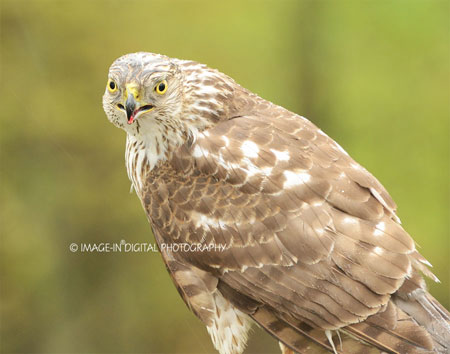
<box><xmin>1</xmin><ymin>1</ymin><xmax>449</xmax><ymax>353</ymax></box>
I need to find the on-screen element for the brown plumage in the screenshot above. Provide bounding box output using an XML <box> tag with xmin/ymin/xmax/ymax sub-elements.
<box><xmin>103</xmin><ymin>52</ymin><xmax>450</xmax><ymax>354</ymax></box>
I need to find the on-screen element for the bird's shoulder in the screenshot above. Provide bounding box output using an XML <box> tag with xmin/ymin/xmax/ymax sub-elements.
<box><xmin>174</xmin><ymin>99</ymin><xmax>398</xmax><ymax>221</ymax></box>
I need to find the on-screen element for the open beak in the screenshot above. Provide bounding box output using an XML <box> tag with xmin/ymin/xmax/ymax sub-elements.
<box><xmin>123</xmin><ymin>84</ymin><xmax>154</xmax><ymax>125</ymax></box>
<box><xmin>125</xmin><ymin>93</ymin><xmax>137</xmax><ymax>124</ymax></box>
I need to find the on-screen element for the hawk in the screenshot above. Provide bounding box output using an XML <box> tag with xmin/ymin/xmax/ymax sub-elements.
<box><xmin>103</xmin><ymin>52</ymin><xmax>450</xmax><ymax>354</ymax></box>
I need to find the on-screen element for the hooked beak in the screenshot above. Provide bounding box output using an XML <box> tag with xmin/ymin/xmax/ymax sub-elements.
<box><xmin>123</xmin><ymin>84</ymin><xmax>154</xmax><ymax>125</ymax></box>
<box><xmin>125</xmin><ymin>93</ymin><xmax>137</xmax><ymax>124</ymax></box>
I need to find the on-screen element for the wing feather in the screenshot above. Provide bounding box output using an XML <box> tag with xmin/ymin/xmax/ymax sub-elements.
<box><xmin>142</xmin><ymin>103</ymin><xmax>445</xmax><ymax>351</ymax></box>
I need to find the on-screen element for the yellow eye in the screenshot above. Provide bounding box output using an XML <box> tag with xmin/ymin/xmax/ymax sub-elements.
<box><xmin>155</xmin><ymin>80</ymin><xmax>167</xmax><ymax>95</ymax></box>
<box><xmin>108</xmin><ymin>79</ymin><xmax>118</xmax><ymax>93</ymax></box>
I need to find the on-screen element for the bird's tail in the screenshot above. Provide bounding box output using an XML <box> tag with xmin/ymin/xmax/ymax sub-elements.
<box><xmin>251</xmin><ymin>293</ymin><xmax>450</xmax><ymax>353</ymax></box>
<box><xmin>246</xmin><ymin>249</ymin><xmax>450</xmax><ymax>353</ymax></box>
<box><xmin>393</xmin><ymin>290</ymin><xmax>450</xmax><ymax>353</ymax></box>
<box><xmin>391</xmin><ymin>252</ymin><xmax>450</xmax><ymax>352</ymax></box>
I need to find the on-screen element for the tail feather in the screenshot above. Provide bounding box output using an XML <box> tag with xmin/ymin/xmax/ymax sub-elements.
<box><xmin>425</xmin><ymin>293</ymin><xmax>450</xmax><ymax>321</ymax></box>
<box><xmin>394</xmin><ymin>261</ymin><xmax>450</xmax><ymax>353</ymax></box>
<box><xmin>251</xmin><ymin>299</ymin><xmax>447</xmax><ymax>353</ymax></box>
<box><xmin>251</xmin><ymin>306</ymin><xmax>333</xmax><ymax>353</ymax></box>
<box><xmin>252</xmin><ymin>306</ymin><xmax>387</xmax><ymax>353</ymax></box>
<box><xmin>233</xmin><ymin>251</ymin><xmax>450</xmax><ymax>353</ymax></box>
<box><xmin>345</xmin><ymin>304</ymin><xmax>435</xmax><ymax>353</ymax></box>
<box><xmin>394</xmin><ymin>292</ymin><xmax>450</xmax><ymax>352</ymax></box>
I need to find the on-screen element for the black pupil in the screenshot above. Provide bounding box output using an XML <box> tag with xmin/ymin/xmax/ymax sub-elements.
<box><xmin>109</xmin><ymin>81</ymin><xmax>115</xmax><ymax>90</ymax></box>
<box><xmin>158</xmin><ymin>82</ymin><xmax>165</xmax><ymax>92</ymax></box>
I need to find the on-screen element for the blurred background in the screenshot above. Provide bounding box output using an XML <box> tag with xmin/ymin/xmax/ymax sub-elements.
<box><xmin>1</xmin><ymin>1</ymin><xmax>449</xmax><ymax>353</ymax></box>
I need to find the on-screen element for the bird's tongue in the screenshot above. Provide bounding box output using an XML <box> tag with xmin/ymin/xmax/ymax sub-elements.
<box><xmin>127</xmin><ymin>110</ymin><xmax>138</xmax><ymax>125</ymax></box>
<box><xmin>127</xmin><ymin>105</ymin><xmax>153</xmax><ymax>124</ymax></box>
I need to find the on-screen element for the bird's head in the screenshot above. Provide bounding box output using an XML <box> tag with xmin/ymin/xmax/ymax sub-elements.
<box><xmin>102</xmin><ymin>52</ymin><xmax>186</xmax><ymax>137</ymax></box>
<box><xmin>103</xmin><ymin>52</ymin><xmax>238</xmax><ymax>141</ymax></box>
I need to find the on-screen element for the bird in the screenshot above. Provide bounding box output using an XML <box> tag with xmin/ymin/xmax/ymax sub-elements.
<box><xmin>102</xmin><ymin>52</ymin><xmax>450</xmax><ymax>354</ymax></box>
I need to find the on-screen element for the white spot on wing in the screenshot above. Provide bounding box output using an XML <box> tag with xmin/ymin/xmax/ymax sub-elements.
<box><xmin>373</xmin><ymin>221</ymin><xmax>385</xmax><ymax>236</ymax></box>
<box><xmin>377</xmin><ymin>222</ymin><xmax>386</xmax><ymax>231</ymax></box>
<box><xmin>242</xmin><ymin>158</ymin><xmax>259</xmax><ymax>177</ymax></box>
<box><xmin>192</xmin><ymin>212</ymin><xmax>226</xmax><ymax>229</ymax></box>
<box><xmin>343</xmin><ymin>216</ymin><xmax>357</xmax><ymax>225</ymax></box>
<box><xmin>283</xmin><ymin>170</ymin><xmax>310</xmax><ymax>188</ymax></box>
<box><xmin>192</xmin><ymin>144</ymin><xmax>208</xmax><ymax>158</ymax></box>
<box><xmin>261</xmin><ymin>166</ymin><xmax>273</xmax><ymax>176</ymax></box>
<box><xmin>192</xmin><ymin>145</ymin><xmax>202</xmax><ymax>158</ymax></box>
<box><xmin>241</xmin><ymin>140</ymin><xmax>259</xmax><ymax>158</ymax></box>
<box><xmin>373</xmin><ymin>230</ymin><xmax>383</xmax><ymax>237</ymax></box>
<box><xmin>374</xmin><ymin>246</ymin><xmax>384</xmax><ymax>255</ymax></box>
<box><xmin>221</xmin><ymin>136</ymin><xmax>230</xmax><ymax>147</ymax></box>
<box><xmin>270</xmin><ymin>149</ymin><xmax>290</xmax><ymax>161</ymax></box>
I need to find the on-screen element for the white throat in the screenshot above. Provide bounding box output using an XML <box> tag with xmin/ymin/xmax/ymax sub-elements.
<box><xmin>125</xmin><ymin>120</ymin><xmax>186</xmax><ymax>195</ymax></box>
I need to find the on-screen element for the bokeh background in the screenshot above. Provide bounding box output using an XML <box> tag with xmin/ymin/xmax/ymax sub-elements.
<box><xmin>1</xmin><ymin>1</ymin><xmax>449</xmax><ymax>353</ymax></box>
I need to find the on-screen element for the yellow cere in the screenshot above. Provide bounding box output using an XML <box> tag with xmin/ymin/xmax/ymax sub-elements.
<box><xmin>125</xmin><ymin>83</ymin><xmax>140</xmax><ymax>101</ymax></box>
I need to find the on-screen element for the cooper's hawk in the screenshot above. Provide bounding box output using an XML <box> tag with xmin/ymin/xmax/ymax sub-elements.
<box><xmin>102</xmin><ymin>52</ymin><xmax>450</xmax><ymax>353</ymax></box>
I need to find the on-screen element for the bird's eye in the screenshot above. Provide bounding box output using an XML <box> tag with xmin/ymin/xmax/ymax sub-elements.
<box><xmin>155</xmin><ymin>80</ymin><xmax>167</xmax><ymax>95</ymax></box>
<box><xmin>108</xmin><ymin>79</ymin><xmax>118</xmax><ymax>93</ymax></box>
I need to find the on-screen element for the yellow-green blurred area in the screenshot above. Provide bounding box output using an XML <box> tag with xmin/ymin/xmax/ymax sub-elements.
<box><xmin>1</xmin><ymin>0</ymin><xmax>449</xmax><ymax>353</ymax></box>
